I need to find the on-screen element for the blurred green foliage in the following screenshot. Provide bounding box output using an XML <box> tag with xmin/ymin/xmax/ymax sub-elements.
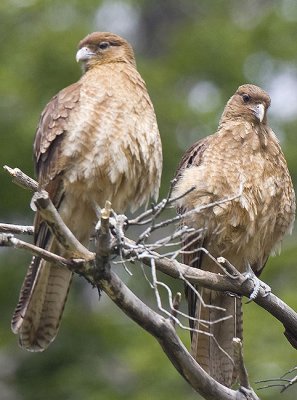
<box><xmin>1</xmin><ymin>1</ymin><xmax>297</xmax><ymax>399</ymax></box>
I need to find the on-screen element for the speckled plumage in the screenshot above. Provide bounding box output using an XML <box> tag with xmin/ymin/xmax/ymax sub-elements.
<box><xmin>174</xmin><ymin>84</ymin><xmax>295</xmax><ymax>387</ymax></box>
<box><xmin>12</xmin><ymin>32</ymin><xmax>162</xmax><ymax>351</ymax></box>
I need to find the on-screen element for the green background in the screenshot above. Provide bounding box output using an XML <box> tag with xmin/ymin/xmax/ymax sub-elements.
<box><xmin>1</xmin><ymin>1</ymin><xmax>297</xmax><ymax>399</ymax></box>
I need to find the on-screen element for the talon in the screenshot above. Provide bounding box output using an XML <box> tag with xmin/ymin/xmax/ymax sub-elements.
<box><xmin>239</xmin><ymin>386</ymin><xmax>254</xmax><ymax>396</ymax></box>
<box><xmin>243</xmin><ymin>267</ymin><xmax>271</xmax><ymax>302</ymax></box>
<box><xmin>249</xmin><ymin>277</ymin><xmax>261</xmax><ymax>301</ymax></box>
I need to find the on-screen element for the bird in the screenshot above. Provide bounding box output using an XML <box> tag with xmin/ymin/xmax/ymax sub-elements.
<box><xmin>173</xmin><ymin>84</ymin><xmax>295</xmax><ymax>387</ymax></box>
<box><xmin>11</xmin><ymin>32</ymin><xmax>162</xmax><ymax>351</ymax></box>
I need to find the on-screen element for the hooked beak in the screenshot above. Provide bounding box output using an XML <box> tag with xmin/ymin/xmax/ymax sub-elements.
<box><xmin>76</xmin><ymin>47</ymin><xmax>96</xmax><ymax>62</ymax></box>
<box><xmin>253</xmin><ymin>103</ymin><xmax>265</xmax><ymax>122</ymax></box>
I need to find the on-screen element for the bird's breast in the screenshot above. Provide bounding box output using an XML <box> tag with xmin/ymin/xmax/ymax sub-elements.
<box><xmin>60</xmin><ymin>69</ymin><xmax>161</xmax><ymax>213</ymax></box>
<box><xmin>175</xmin><ymin>139</ymin><xmax>294</xmax><ymax>269</ymax></box>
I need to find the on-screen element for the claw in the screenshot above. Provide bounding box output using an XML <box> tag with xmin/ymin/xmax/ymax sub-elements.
<box><xmin>242</xmin><ymin>266</ymin><xmax>271</xmax><ymax>302</ymax></box>
<box><xmin>249</xmin><ymin>274</ymin><xmax>261</xmax><ymax>301</ymax></box>
<box><xmin>239</xmin><ymin>386</ymin><xmax>259</xmax><ymax>399</ymax></box>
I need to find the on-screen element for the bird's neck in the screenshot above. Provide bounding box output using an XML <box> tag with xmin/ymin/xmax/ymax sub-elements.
<box><xmin>83</xmin><ymin>57</ymin><xmax>135</xmax><ymax>73</ymax></box>
<box><xmin>218</xmin><ymin>118</ymin><xmax>271</xmax><ymax>149</ymax></box>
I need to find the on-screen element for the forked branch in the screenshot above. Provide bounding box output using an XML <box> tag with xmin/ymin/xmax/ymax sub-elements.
<box><xmin>3</xmin><ymin>166</ymin><xmax>297</xmax><ymax>400</ymax></box>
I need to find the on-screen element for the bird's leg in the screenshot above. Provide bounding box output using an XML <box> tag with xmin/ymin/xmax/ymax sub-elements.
<box><xmin>243</xmin><ymin>264</ymin><xmax>271</xmax><ymax>302</ymax></box>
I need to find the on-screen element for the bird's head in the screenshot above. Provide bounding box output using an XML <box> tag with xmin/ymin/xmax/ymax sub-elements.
<box><xmin>222</xmin><ymin>84</ymin><xmax>271</xmax><ymax>125</ymax></box>
<box><xmin>76</xmin><ymin>32</ymin><xmax>136</xmax><ymax>72</ymax></box>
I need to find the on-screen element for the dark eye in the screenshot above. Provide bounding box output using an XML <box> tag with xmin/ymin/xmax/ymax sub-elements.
<box><xmin>242</xmin><ymin>93</ymin><xmax>251</xmax><ymax>103</ymax></box>
<box><xmin>98</xmin><ymin>42</ymin><xmax>110</xmax><ymax>50</ymax></box>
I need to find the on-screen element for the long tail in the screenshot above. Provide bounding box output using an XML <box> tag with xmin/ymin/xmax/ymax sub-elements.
<box><xmin>190</xmin><ymin>288</ymin><xmax>242</xmax><ymax>387</ymax></box>
<box><xmin>11</xmin><ymin>239</ymin><xmax>73</xmax><ymax>351</ymax></box>
<box><xmin>11</xmin><ymin>190</ymin><xmax>96</xmax><ymax>351</ymax></box>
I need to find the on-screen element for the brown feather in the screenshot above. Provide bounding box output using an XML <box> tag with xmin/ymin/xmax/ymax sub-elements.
<box><xmin>34</xmin><ymin>83</ymin><xmax>81</xmax><ymax>185</ymax></box>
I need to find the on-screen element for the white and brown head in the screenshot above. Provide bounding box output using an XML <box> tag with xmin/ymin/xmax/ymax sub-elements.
<box><xmin>221</xmin><ymin>84</ymin><xmax>271</xmax><ymax>125</ymax></box>
<box><xmin>76</xmin><ymin>32</ymin><xmax>136</xmax><ymax>72</ymax></box>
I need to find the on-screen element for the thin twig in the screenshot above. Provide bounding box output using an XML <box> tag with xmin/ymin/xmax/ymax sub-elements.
<box><xmin>3</xmin><ymin>165</ymin><xmax>38</xmax><ymax>191</ymax></box>
<box><xmin>149</xmin><ymin>257</ymin><xmax>235</xmax><ymax>365</ymax></box>
<box><xmin>0</xmin><ymin>233</ymin><xmax>86</xmax><ymax>269</ymax></box>
<box><xmin>256</xmin><ymin>366</ymin><xmax>297</xmax><ymax>393</ymax></box>
<box><xmin>128</xmin><ymin>182</ymin><xmax>195</xmax><ymax>226</ymax></box>
<box><xmin>170</xmin><ymin>292</ymin><xmax>182</xmax><ymax>327</ymax></box>
<box><xmin>0</xmin><ymin>223</ymin><xmax>34</xmax><ymax>235</ymax></box>
<box><xmin>233</xmin><ymin>337</ymin><xmax>250</xmax><ymax>389</ymax></box>
<box><xmin>217</xmin><ymin>257</ymin><xmax>240</xmax><ymax>278</ymax></box>
<box><xmin>136</xmin><ymin>184</ymin><xmax>243</xmax><ymax>244</ymax></box>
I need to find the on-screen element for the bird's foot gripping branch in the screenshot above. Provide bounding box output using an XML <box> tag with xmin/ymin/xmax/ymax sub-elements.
<box><xmin>2</xmin><ymin>166</ymin><xmax>297</xmax><ymax>400</ymax></box>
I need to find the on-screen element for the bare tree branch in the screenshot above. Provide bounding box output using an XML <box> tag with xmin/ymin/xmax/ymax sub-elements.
<box><xmin>32</xmin><ymin>190</ymin><xmax>94</xmax><ymax>260</ymax></box>
<box><xmin>3</xmin><ymin>206</ymin><xmax>297</xmax><ymax>354</ymax></box>
<box><xmin>170</xmin><ymin>291</ymin><xmax>182</xmax><ymax>326</ymax></box>
<box><xmin>233</xmin><ymin>338</ymin><xmax>250</xmax><ymax>389</ymax></box>
<box><xmin>127</xmin><ymin>178</ymin><xmax>193</xmax><ymax>226</ymax></box>
<box><xmin>96</xmin><ymin>262</ymin><xmax>259</xmax><ymax>400</ymax></box>
<box><xmin>2</xmin><ymin>166</ymin><xmax>297</xmax><ymax>400</ymax></box>
<box><xmin>3</xmin><ymin>165</ymin><xmax>38</xmax><ymax>192</ymax></box>
<box><xmin>0</xmin><ymin>233</ymin><xmax>87</xmax><ymax>271</ymax></box>
<box><xmin>3</xmin><ymin>207</ymin><xmax>297</xmax><ymax>353</ymax></box>
<box><xmin>0</xmin><ymin>223</ymin><xmax>33</xmax><ymax>235</ymax></box>
<box><xmin>256</xmin><ymin>366</ymin><xmax>297</xmax><ymax>393</ymax></box>
<box><xmin>122</xmin><ymin>237</ymin><xmax>297</xmax><ymax>349</ymax></box>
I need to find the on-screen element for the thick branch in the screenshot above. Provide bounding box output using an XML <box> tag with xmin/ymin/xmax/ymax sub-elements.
<box><xmin>98</xmin><ymin>267</ymin><xmax>258</xmax><ymax>400</ymax></box>
<box><xmin>32</xmin><ymin>190</ymin><xmax>93</xmax><ymax>260</ymax></box>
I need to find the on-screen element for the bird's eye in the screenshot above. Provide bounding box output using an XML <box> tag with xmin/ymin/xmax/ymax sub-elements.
<box><xmin>242</xmin><ymin>94</ymin><xmax>251</xmax><ymax>103</ymax></box>
<box><xmin>98</xmin><ymin>42</ymin><xmax>110</xmax><ymax>50</ymax></box>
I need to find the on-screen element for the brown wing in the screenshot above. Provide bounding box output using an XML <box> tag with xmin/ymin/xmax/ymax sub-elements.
<box><xmin>31</xmin><ymin>81</ymin><xmax>82</xmax><ymax>274</ymax></box>
<box><xmin>174</xmin><ymin>134</ymin><xmax>242</xmax><ymax>386</ymax></box>
<box><xmin>33</xmin><ymin>81</ymin><xmax>81</xmax><ymax>253</ymax></box>
<box><xmin>11</xmin><ymin>83</ymin><xmax>81</xmax><ymax>337</ymax></box>
<box><xmin>34</xmin><ymin>82</ymin><xmax>81</xmax><ymax>188</ymax></box>
<box><xmin>174</xmin><ymin>136</ymin><xmax>211</xmax><ymax>328</ymax></box>
<box><xmin>174</xmin><ymin>136</ymin><xmax>211</xmax><ymax>182</ymax></box>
